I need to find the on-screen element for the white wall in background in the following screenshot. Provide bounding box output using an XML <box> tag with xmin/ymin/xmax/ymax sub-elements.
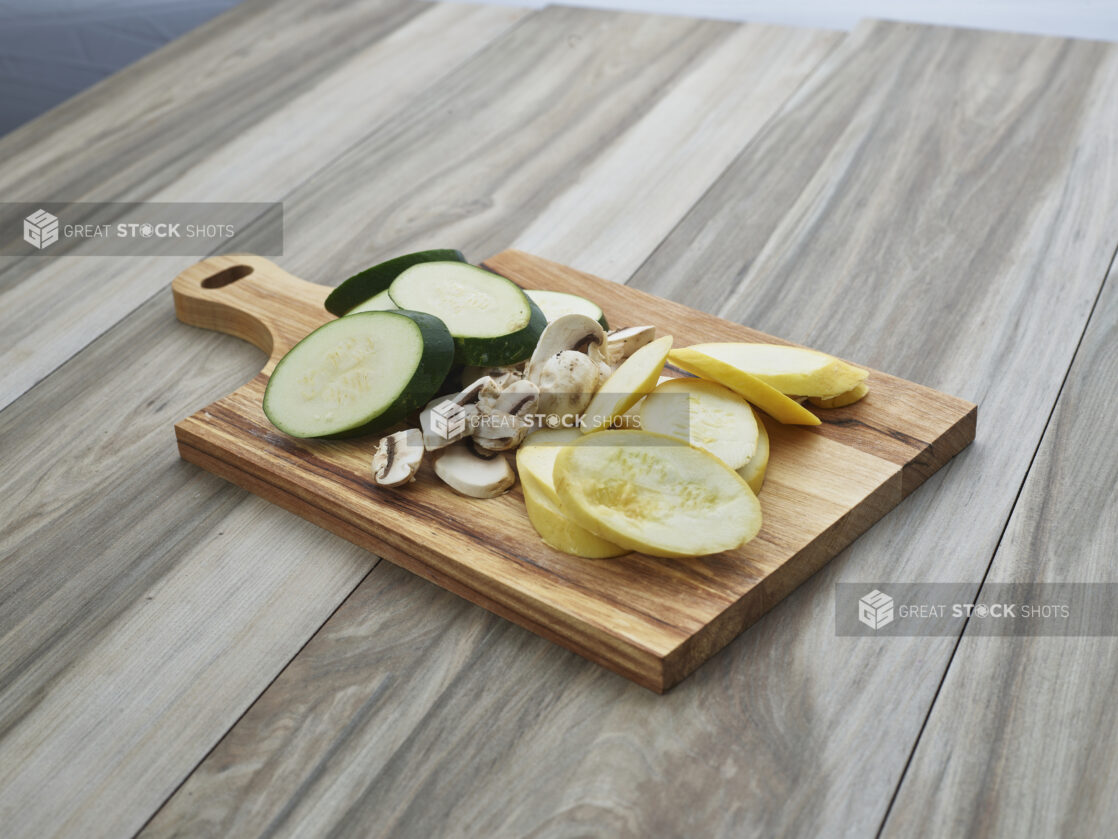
<box><xmin>446</xmin><ymin>0</ymin><xmax>1118</xmax><ymax>42</ymax></box>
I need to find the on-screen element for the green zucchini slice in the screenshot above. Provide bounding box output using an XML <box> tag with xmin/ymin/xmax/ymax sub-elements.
<box><xmin>263</xmin><ymin>309</ymin><xmax>453</xmax><ymax>438</ymax></box>
<box><xmin>388</xmin><ymin>262</ymin><xmax>546</xmax><ymax>365</ymax></box>
<box><xmin>525</xmin><ymin>289</ymin><xmax>608</xmax><ymax>329</ymax></box>
<box><xmin>324</xmin><ymin>249</ymin><xmax>465</xmax><ymax>316</ymax></box>
<box><xmin>347</xmin><ymin>288</ymin><xmax>395</xmax><ymax>314</ymax></box>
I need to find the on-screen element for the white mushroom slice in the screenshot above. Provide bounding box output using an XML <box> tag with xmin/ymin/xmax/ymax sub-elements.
<box><xmin>434</xmin><ymin>443</ymin><xmax>516</xmax><ymax>498</ymax></box>
<box><xmin>474</xmin><ymin>410</ymin><xmax>529</xmax><ymax>453</ymax></box>
<box><xmin>527</xmin><ymin>314</ymin><xmax>607</xmax><ymax>384</ymax></box>
<box><xmin>468</xmin><ymin>438</ymin><xmax>502</xmax><ymax>459</ymax></box>
<box><xmin>605</xmin><ymin>325</ymin><xmax>656</xmax><ymax>368</ymax></box>
<box><xmin>461</xmin><ymin>362</ymin><xmax>527</xmax><ymax>389</ymax></box>
<box><xmin>419</xmin><ymin>376</ymin><xmax>492</xmax><ymax>450</ymax></box>
<box><xmin>478</xmin><ymin>378</ymin><xmax>540</xmax><ymax>418</ymax></box>
<box><xmin>535</xmin><ymin>350</ymin><xmax>601</xmax><ymax>419</ymax></box>
<box><xmin>371</xmin><ymin>429</ymin><xmax>424</xmax><ymax>487</ymax></box>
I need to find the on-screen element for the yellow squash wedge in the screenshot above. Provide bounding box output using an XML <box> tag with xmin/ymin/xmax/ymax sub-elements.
<box><xmin>669</xmin><ymin>347</ymin><xmax>820</xmax><ymax>426</ymax></box>
<box><xmin>809</xmin><ymin>381</ymin><xmax>870</xmax><ymax>408</ymax></box>
<box><xmin>554</xmin><ymin>430</ymin><xmax>761</xmax><ymax>558</ymax></box>
<box><xmin>638</xmin><ymin>378</ymin><xmax>759</xmax><ymax>470</ymax></box>
<box><xmin>581</xmin><ymin>336</ymin><xmax>672</xmax><ymax>433</ymax></box>
<box><xmin>680</xmin><ymin>343</ymin><xmax>867</xmax><ymax>397</ymax></box>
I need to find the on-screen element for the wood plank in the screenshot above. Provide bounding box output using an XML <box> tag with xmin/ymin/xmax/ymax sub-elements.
<box><xmin>169</xmin><ymin>252</ymin><xmax>961</xmax><ymax>690</ymax></box>
<box><xmin>229</xmin><ymin>9</ymin><xmax>798</xmax><ymax>286</ymax></box>
<box><xmin>881</xmin><ymin>266</ymin><xmax>1118</xmax><ymax>837</ymax></box>
<box><xmin>0</xmin><ymin>8</ymin><xmax>839</xmax><ymax>836</ymax></box>
<box><xmin>0</xmin><ymin>290</ymin><xmax>376</xmax><ymax>839</ymax></box>
<box><xmin>0</xmin><ymin>0</ymin><xmax>530</xmax><ymax>411</ymax></box>
<box><xmin>508</xmin><ymin>22</ymin><xmax>842</xmax><ymax>280</ymax></box>
<box><xmin>144</xmin><ymin>19</ymin><xmax>1118</xmax><ymax>838</ymax></box>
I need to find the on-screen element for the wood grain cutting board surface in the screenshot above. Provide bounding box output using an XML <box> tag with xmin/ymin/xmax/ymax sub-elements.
<box><xmin>172</xmin><ymin>250</ymin><xmax>975</xmax><ymax>691</ymax></box>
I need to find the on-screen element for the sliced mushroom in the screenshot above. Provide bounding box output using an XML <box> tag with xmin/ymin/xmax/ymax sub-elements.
<box><xmin>419</xmin><ymin>376</ymin><xmax>492</xmax><ymax>450</ymax></box>
<box><xmin>473</xmin><ymin>412</ymin><xmax>528</xmax><ymax>454</ymax></box>
<box><xmin>434</xmin><ymin>443</ymin><xmax>516</xmax><ymax>498</ymax></box>
<box><xmin>371</xmin><ymin>428</ymin><xmax>424</xmax><ymax>487</ymax></box>
<box><xmin>535</xmin><ymin>350</ymin><xmax>602</xmax><ymax>419</ymax></box>
<box><xmin>461</xmin><ymin>362</ymin><xmax>527</xmax><ymax>390</ymax></box>
<box><xmin>478</xmin><ymin>378</ymin><xmax>540</xmax><ymax>418</ymax></box>
<box><xmin>527</xmin><ymin>314</ymin><xmax>607</xmax><ymax>384</ymax></box>
<box><xmin>605</xmin><ymin>325</ymin><xmax>656</xmax><ymax>368</ymax></box>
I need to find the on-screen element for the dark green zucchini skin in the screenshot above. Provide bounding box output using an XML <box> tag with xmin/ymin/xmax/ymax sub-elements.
<box><xmin>264</xmin><ymin>310</ymin><xmax>455</xmax><ymax>439</ymax></box>
<box><xmin>452</xmin><ymin>296</ymin><xmax>547</xmax><ymax>366</ymax></box>
<box><xmin>324</xmin><ymin>249</ymin><xmax>466</xmax><ymax>317</ymax></box>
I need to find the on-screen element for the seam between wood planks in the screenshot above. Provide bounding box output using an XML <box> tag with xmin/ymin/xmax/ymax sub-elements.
<box><xmin>130</xmin><ymin>562</ymin><xmax>379</xmax><ymax>838</ymax></box>
<box><xmin>619</xmin><ymin>22</ymin><xmax>848</xmax><ymax>291</ymax></box>
<box><xmin>873</xmin><ymin>236</ymin><xmax>1118</xmax><ymax>839</ymax></box>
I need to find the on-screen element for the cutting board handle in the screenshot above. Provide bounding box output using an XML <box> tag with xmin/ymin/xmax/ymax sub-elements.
<box><xmin>171</xmin><ymin>254</ymin><xmax>330</xmax><ymax>367</ymax></box>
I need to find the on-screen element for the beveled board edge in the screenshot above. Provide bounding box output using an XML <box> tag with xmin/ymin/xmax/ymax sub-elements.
<box><xmin>175</xmin><ymin>435</ymin><xmax>669</xmax><ymax>692</ymax></box>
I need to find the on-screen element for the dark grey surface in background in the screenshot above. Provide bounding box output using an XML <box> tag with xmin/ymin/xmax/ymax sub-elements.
<box><xmin>0</xmin><ymin>0</ymin><xmax>242</xmax><ymax>137</ymax></box>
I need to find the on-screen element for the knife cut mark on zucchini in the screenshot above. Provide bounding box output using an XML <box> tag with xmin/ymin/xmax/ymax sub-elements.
<box><xmin>263</xmin><ymin>309</ymin><xmax>454</xmax><ymax>438</ymax></box>
<box><xmin>389</xmin><ymin>261</ymin><xmax>546</xmax><ymax>366</ymax></box>
<box><xmin>324</xmin><ymin>249</ymin><xmax>465</xmax><ymax>316</ymax></box>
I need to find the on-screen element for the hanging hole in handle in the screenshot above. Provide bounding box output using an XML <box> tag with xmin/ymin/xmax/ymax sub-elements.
<box><xmin>202</xmin><ymin>264</ymin><xmax>254</xmax><ymax>289</ymax></box>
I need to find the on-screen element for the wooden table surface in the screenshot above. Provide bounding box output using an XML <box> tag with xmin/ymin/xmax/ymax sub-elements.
<box><xmin>2</xmin><ymin>1</ymin><xmax>1116</xmax><ymax>836</ymax></box>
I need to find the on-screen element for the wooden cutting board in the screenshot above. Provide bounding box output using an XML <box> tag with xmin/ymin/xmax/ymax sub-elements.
<box><xmin>172</xmin><ymin>250</ymin><xmax>976</xmax><ymax>692</ymax></box>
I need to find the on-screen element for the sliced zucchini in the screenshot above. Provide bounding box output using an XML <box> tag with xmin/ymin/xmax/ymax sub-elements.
<box><xmin>389</xmin><ymin>262</ymin><xmax>546</xmax><ymax>366</ymax></box>
<box><xmin>638</xmin><ymin>378</ymin><xmax>759</xmax><ymax>470</ymax></box>
<box><xmin>348</xmin><ymin>288</ymin><xmax>395</xmax><ymax>314</ymax></box>
<box><xmin>737</xmin><ymin>408</ymin><xmax>769</xmax><ymax>494</ymax></box>
<box><xmin>324</xmin><ymin>249</ymin><xmax>465</xmax><ymax>316</ymax></box>
<box><xmin>525</xmin><ymin>289</ymin><xmax>608</xmax><ymax>329</ymax></box>
<box><xmin>263</xmin><ymin>310</ymin><xmax>453</xmax><ymax>438</ymax></box>
<box><xmin>554</xmin><ymin>430</ymin><xmax>761</xmax><ymax>558</ymax></box>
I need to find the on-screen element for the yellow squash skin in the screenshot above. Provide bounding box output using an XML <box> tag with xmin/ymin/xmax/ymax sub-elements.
<box><xmin>554</xmin><ymin>430</ymin><xmax>761</xmax><ymax>558</ymax></box>
<box><xmin>737</xmin><ymin>408</ymin><xmax>770</xmax><ymax>494</ymax></box>
<box><xmin>581</xmin><ymin>336</ymin><xmax>673</xmax><ymax>434</ymax></box>
<box><xmin>682</xmin><ymin>343</ymin><xmax>868</xmax><ymax>397</ymax></box>
<box><xmin>809</xmin><ymin>381</ymin><xmax>870</xmax><ymax>408</ymax></box>
<box><xmin>668</xmin><ymin>347</ymin><xmax>821</xmax><ymax>426</ymax></box>
<box><xmin>521</xmin><ymin>472</ymin><xmax>628</xmax><ymax>558</ymax></box>
<box><xmin>517</xmin><ymin>428</ymin><xmax>627</xmax><ymax>557</ymax></box>
<box><xmin>516</xmin><ymin>427</ymin><xmax>582</xmax><ymax>506</ymax></box>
